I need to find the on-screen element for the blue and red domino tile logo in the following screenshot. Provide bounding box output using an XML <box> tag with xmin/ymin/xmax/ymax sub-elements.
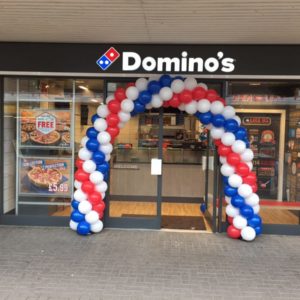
<box><xmin>96</xmin><ymin>47</ymin><xmax>120</xmax><ymax>70</ymax></box>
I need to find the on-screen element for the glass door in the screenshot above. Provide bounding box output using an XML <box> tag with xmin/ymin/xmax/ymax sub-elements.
<box><xmin>105</xmin><ymin>81</ymin><xmax>162</xmax><ymax>229</ymax></box>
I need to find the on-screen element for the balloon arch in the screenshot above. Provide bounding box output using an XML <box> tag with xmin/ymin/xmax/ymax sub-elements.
<box><xmin>70</xmin><ymin>75</ymin><xmax>262</xmax><ymax>242</ymax></box>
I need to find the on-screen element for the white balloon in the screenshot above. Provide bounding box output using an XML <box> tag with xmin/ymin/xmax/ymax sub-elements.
<box><xmin>135</xmin><ymin>78</ymin><xmax>148</xmax><ymax>91</ymax></box>
<box><xmin>238</xmin><ymin>184</ymin><xmax>253</xmax><ymax>198</ymax></box>
<box><xmin>121</xmin><ymin>99</ymin><xmax>134</xmax><ymax>113</ymax></box>
<box><xmin>145</xmin><ymin>103</ymin><xmax>152</xmax><ymax>110</ymax></box>
<box><xmin>222</xmin><ymin>106</ymin><xmax>236</xmax><ymax>119</ymax></box>
<box><xmin>85</xmin><ymin>211</ymin><xmax>99</xmax><ymax>224</ymax></box>
<box><xmin>241</xmin><ymin>149</ymin><xmax>254</xmax><ymax>162</ymax></box>
<box><xmin>233</xmin><ymin>115</ymin><xmax>241</xmax><ymax>126</ymax></box>
<box><xmin>94</xmin><ymin>118</ymin><xmax>108</xmax><ymax>132</ymax></box>
<box><xmin>211</xmin><ymin>127</ymin><xmax>225</xmax><ymax>139</ymax></box>
<box><xmin>221</xmin><ymin>132</ymin><xmax>236</xmax><ymax>146</ymax></box>
<box><xmin>225</xmin><ymin>196</ymin><xmax>231</xmax><ymax>204</ymax></box>
<box><xmin>151</xmin><ymin>94</ymin><xmax>163</xmax><ymax>108</ymax></box>
<box><xmin>245</xmin><ymin>193</ymin><xmax>260</xmax><ymax>207</ymax></box>
<box><xmin>221</xmin><ymin>163</ymin><xmax>235</xmax><ymax>177</ymax></box>
<box><xmin>80</xmin><ymin>136</ymin><xmax>89</xmax><ymax>147</ymax></box>
<box><xmin>97</xmin><ymin>131</ymin><xmax>111</xmax><ymax>145</ymax></box>
<box><xmin>233</xmin><ymin>215</ymin><xmax>247</xmax><ymax>229</ymax></box>
<box><xmin>73</xmin><ymin>189</ymin><xmax>87</xmax><ymax>202</ymax></box>
<box><xmin>197</xmin><ymin>99</ymin><xmax>211</xmax><ymax>113</ymax></box>
<box><xmin>178</xmin><ymin>103</ymin><xmax>186</xmax><ymax>111</ymax></box>
<box><xmin>97</xmin><ymin>104</ymin><xmax>109</xmax><ymax>118</ymax></box>
<box><xmin>101</xmin><ymin>192</ymin><xmax>106</xmax><ymax>200</ymax></box>
<box><xmin>118</xmin><ymin>122</ymin><xmax>126</xmax><ymax>129</ymax></box>
<box><xmin>78</xmin><ymin>200</ymin><xmax>92</xmax><ymax>214</ymax></box>
<box><xmin>198</xmin><ymin>83</ymin><xmax>208</xmax><ymax>90</ymax></box>
<box><xmin>95</xmin><ymin>181</ymin><xmax>108</xmax><ymax>193</ymax></box>
<box><xmin>228</xmin><ymin>174</ymin><xmax>243</xmax><ymax>188</ymax></box>
<box><xmin>226</xmin><ymin>204</ymin><xmax>239</xmax><ymax>217</ymax></box>
<box><xmin>241</xmin><ymin>226</ymin><xmax>256</xmax><ymax>241</ymax></box>
<box><xmin>90</xmin><ymin>220</ymin><xmax>104</xmax><ymax>233</ymax></box>
<box><xmin>100</xmin><ymin>143</ymin><xmax>113</xmax><ymax>155</ymax></box>
<box><xmin>159</xmin><ymin>87</ymin><xmax>173</xmax><ymax>101</ymax></box>
<box><xmin>220</xmin><ymin>156</ymin><xmax>227</xmax><ymax>164</ymax></box>
<box><xmin>89</xmin><ymin>171</ymin><xmax>104</xmax><ymax>185</ymax></box>
<box><xmin>184</xmin><ymin>77</ymin><xmax>197</xmax><ymax>90</ymax></box>
<box><xmin>74</xmin><ymin>180</ymin><xmax>82</xmax><ymax>189</ymax></box>
<box><xmin>105</xmin><ymin>154</ymin><xmax>111</xmax><ymax>161</ymax></box>
<box><xmin>82</xmin><ymin>160</ymin><xmax>97</xmax><ymax>173</ymax></box>
<box><xmin>246</xmin><ymin>162</ymin><xmax>253</xmax><ymax>171</ymax></box>
<box><xmin>210</xmin><ymin>101</ymin><xmax>224</xmax><ymax>115</ymax></box>
<box><xmin>171</xmin><ymin>79</ymin><xmax>185</xmax><ymax>93</ymax></box>
<box><xmin>126</xmin><ymin>86</ymin><xmax>139</xmax><ymax>100</ymax></box>
<box><xmin>105</xmin><ymin>95</ymin><xmax>114</xmax><ymax>104</ymax></box>
<box><xmin>232</xmin><ymin>140</ymin><xmax>246</xmax><ymax>154</ymax></box>
<box><xmin>69</xmin><ymin>220</ymin><xmax>78</xmax><ymax>231</ymax></box>
<box><xmin>78</xmin><ymin>147</ymin><xmax>92</xmax><ymax>161</ymax></box>
<box><xmin>253</xmin><ymin>204</ymin><xmax>260</xmax><ymax>214</ymax></box>
<box><xmin>185</xmin><ymin>101</ymin><xmax>198</xmax><ymax>115</ymax></box>
<box><xmin>118</xmin><ymin>111</ymin><xmax>131</xmax><ymax>123</ymax></box>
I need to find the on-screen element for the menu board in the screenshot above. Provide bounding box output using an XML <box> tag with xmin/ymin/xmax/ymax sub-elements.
<box><xmin>20</xmin><ymin>109</ymin><xmax>71</xmax><ymax>148</ymax></box>
<box><xmin>239</xmin><ymin>113</ymin><xmax>281</xmax><ymax>199</ymax></box>
<box><xmin>19</xmin><ymin>157</ymin><xmax>72</xmax><ymax>196</ymax></box>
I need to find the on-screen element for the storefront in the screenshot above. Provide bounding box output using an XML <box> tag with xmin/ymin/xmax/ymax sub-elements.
<box><xmin>1</xmin><ymin>43</ymin><xmax>300</xmax><ymax>235</ymax></box>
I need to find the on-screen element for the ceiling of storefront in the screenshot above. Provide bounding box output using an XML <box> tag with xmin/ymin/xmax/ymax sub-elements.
<box><xmin>0</xmin><ymin>0</ymin><xmax>299</xmax><ymax>44</ymax></box>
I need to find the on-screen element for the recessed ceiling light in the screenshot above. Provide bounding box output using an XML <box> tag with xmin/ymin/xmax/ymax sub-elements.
<box><xmin>249</xmin><ymin>82</ymin><xmax>261</xmax><ymax>86</ymax></box>
<box><xmin>79</xmin><ymin>85</ymin><xmax>88</xmax><ymax>91</ymax></box>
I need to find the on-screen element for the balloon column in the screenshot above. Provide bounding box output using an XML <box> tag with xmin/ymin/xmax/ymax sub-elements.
<box><xmin>70</xmin><ymin>75</ymin><xmax>262</xmax><ymax>241</ymax></box>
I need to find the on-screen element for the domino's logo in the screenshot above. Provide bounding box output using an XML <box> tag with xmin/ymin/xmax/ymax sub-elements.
<box><xmin>96</xmin><ymin>47</ymin><xmax>120</xmax><ymax>70</ymax></box>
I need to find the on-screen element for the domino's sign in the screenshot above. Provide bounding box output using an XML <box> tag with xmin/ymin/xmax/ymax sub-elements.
<box><xmin>96</xmin><ymin>47</ymin><xmax>235</xmax><ymax>73</ymax></box>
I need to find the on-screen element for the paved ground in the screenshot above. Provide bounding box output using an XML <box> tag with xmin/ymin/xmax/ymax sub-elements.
<box><xmin>0</xmin><ymin>227</ymin><xmax>300</xmax><ymax>300</ymax></box>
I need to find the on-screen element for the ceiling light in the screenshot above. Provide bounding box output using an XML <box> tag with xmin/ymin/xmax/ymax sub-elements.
<box><xmin>90</xmin><ymin>99</ymin><xmax>98</xmax><ymax>103</ymax></box>
<box><xmin>79</xmin><ymin>85</ymin><xmax>88</xmax><ymax>91</ymax></box>
<box><xmin>249</xmin><ymin>82</ymin><xmax>261</xmax><ymax>86</ymax></box>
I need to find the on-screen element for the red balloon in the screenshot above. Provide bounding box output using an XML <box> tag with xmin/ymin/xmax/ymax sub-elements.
<box><xmin>227</xmin><ymin>153</ymin><xmax>241</xmax><ymax>166</ymax></box>
<box><xmin>250</xmin><ymin>183</ymin><xmax>258</xmax><ymax>193</ymax></box>
<box><xmin>218</xmin><ymin>97</ymin><xmax>226</xmax><ymax>105</ymax></box>
<box><xmin>243</xmin><ymin>172</ymin><xmax>257</xmax><ymax>185</ymax></box>
<box><xmin>179</xmin><ymin>90</ymin><xmax>193</xmax><ymax>104</ymax></box>
<box><xmin>227</xmin><ymin>216</ymin><xmax>234</xmax><ymax>224</ymax></box>
<box><xmin>114</xmin><ymin>88</ymin><xmax>126</xmax><ymax>102</ymax></box>
<box><xmin>214</xmin><ymin>139</ymin><xmax>222</xmax><ymax>146</ymax></box>
<box><xmin>236</xmin><ymin>162</ymin><xmax>250</xmax><ymax>177</ymax></box>
<box><xmin>108</xmin><ymin>100</ymin><xmax>121</xmax><ymax>114</ymax></box>
<box><xmin>126</xmin><ymin>82</ymin><xmax>135</xmax><ymax>88</ymax></box>
<box><xmin>88</xmin><ymin>192</ymin><xmax>102</xmax><ymax>205</ymax></box>
<box><xmin>106</xmin><ymin>113</ymin><xmax>120</xmax><ymax>127</ymax></box>
<box><xmin>217</xmin><ymin>144</ymin><xmax>232</xmax><ymax>156</ymax></box>
<box><xmin>227</xmin><ymin>225</ymin><xmax>241</xmax><ymax>239</ymax></box>
<box><xmin>163</xmin><ymin>101</ymin><xmax>170</xmax><ymax>108</ymax></box>
<box><xmin>93</xmin><ymin>201</ymin><xmax>106</xmax><ymax>214</ymax></box>
<box><xmin>107</xmin><ymin>126</ymin><xmax>120</xmax><ymax>138</ymax></box>
<box><xmin>75</xmin><ymin>159</ymin><xmax>84</xmax><ymax>169</ymax></box>
<box><xmin>75</xmin><ymin>169</ymin><xmax>90</xmax><ymax>182</ymax></box>
<box><xmin>169</xmin><ymin>94</ymin><xmax>181</xmax><ymax>108</ymax></box>
<box><xmin>192</xmin><ymin>86</ymin><xmax>206</xmax><ymax>100</ymax></box>
<box><xmin>81</xmin><ymin>181</ymin><xmax>95</xmax><ymax>194</ymax></box>
<box><xmin>206</xmin><ymin>90</ymin><xmax>219</xmax><ymax>102</ymax></box>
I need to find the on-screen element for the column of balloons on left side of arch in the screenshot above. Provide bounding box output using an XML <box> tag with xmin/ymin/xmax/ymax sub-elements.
<box><xmin>69</xmin><ymin>74</ymin><xmax>262</xmax><ymax>241</ymax></box>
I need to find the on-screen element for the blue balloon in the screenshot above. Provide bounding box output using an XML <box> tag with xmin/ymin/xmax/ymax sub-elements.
<box><xmin>91</xmin><ymin>113</ymin><xmax>99</xmax><ymax>123</ymax></box>
<box><xmin>247</xmin><ymin>214</ymin><xmax>262</xmax><ymax>228</ymax></box>
<box><xmin>240</xmin><ymin>205</ymin><xmax>254</xmax><ymax>219</ymax></box>
<box><xmin>235</xmin><ymin>127</ymin><xmax>247</xmax><ymax>140</ymax></box>
<box><xmin>96</xmin><ymin>161</ymin><xmax>110</xmax><ymax>174</ymax></box>
<box><xmin>71</xmin><ymin>210</ymin><xmax>85</xmax><ymax>223</ymax></box>
<box><xmin>77</xmin><ymin>221</ymin><xmax>91</xmax><ymax>236</ymax></box>
<box><xmin>224</xmin><ymin>185</ymin><xmax>237</xmax><ymax>197</ymax></box>
<box><xmin>159</xmin><ymin>75</ymin><xmax>172</xmax><ymax>87</ymax></box>
<box><xmin>195</xmin><ymin>112</ymin><xmax>202</xmax><ymax>119</ymax></box>
<box><xmin>200</xmin><ymin>203</ymin><xmax>206</xmax><ymax>213</ymax></box>
<box><xmin>225</xmin><ymin>119</ymin><xmax>239</xmax><ymax>132</ymax></box>
<box><xmin>86</xmin><ymin>138</ymin><xmax>99</xmax><ymax>152</ymax></box>
<box><xmin>104</xmin><ymin>172</ymin><xmax>109</xmax><ymax>181</ymax></box>
<box><xmin>86</xmin><ymin>127</ymin><xmax>98</xmax><ymax>139</ymax></box>
<box><xmin>92</xmin><ymin>151</ymin><xmax>105</xmax><ymax>164</ymax></box>
<box><xmin>131</xmin><ymin>110</ymin><xmax>138</xmax><ymax>117</ymax></box>
<box><xmin>231</xmin><ymin>195</ymin><xmax>245</xmax><ymax>208</ymax></box>
<box><xmin>255</xmin><ymin>225</ymin><xmax>262</xmax><ymax>235</ymax></box>
<box><xmin>199</xmin><ymin>112</ymin><xmax>212</xmax><ymax>125</ymax></box>
<box><xmin>212</xmin><ymin>114</ymin><xmax>225</xmax><ymax>127</ymax></box>
<box><xmin>223</xmin><ymin>176</ymin><xmax>229</xmax><ymax>185</ymax></box>
<box><xmin>71</xmin><ymin>200</ymin><xmax>80</xmax><ymax>210</ymax></box>
<box><xmin>134</xmin><ymin>100</ymin><xmax>146</xmax><ymax>113</ymax></box>
<box><xmin>138</xmin><ymin>91</ymin><xmax>152</xmax><ymax>104</ymax></box>
<box><xmin>147</xmin><ymin>80</ymin><xmax>161</xmax><ymax>94</ymax></box>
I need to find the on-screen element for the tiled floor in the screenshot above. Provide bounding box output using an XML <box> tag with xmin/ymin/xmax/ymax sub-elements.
<box><xmin>0</xmin><ymin>227</ymin><xmax>300</xmax><ymax>299</ymax></box>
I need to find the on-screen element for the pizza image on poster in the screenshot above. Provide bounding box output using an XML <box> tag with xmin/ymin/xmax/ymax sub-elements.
<box><xmin>19</xmin><ymin>157</ymin><xmax>72</xmax><ymax>196</ymax></box>
<box><xmin>20</xmin><ymin>109</ymin><xmax>71</xmax><ymax>148</ymax></box>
